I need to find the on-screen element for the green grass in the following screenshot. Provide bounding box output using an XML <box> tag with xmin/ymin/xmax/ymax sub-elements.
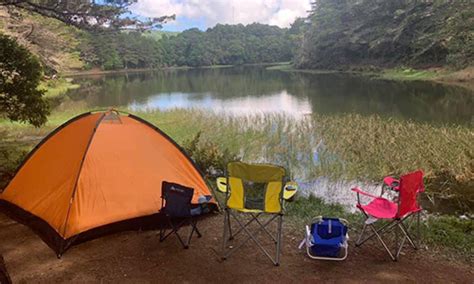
<box><xmin>269</xmin><ymin>64</ymin><xmax>455</xmax><ymax>85</ymax></box>
<box><xmin>381</xmin><ymin>68</ymin><xmax>440</xmax><ymax>81</ymax></box>
<box><xmin>196</xmin><ymin>65</ymin><xmax>234</xmax><ymax>69</ymax></box>
<box><xmin>266</xmin><ymin>63</ymin><xmax>294</xmax><ymax>71</ymax></box>
<box><xmin>286</xmin><ymin>195</ymin><xmax>361</xmax><ymax>227</ymax></box>
<box><xmin>421</xmin><ymin>215</ymin><xmax>474</xmax><ymax>257</ymax></box>
<box><xmin>266</xmin><ymin>63</ymin><xmax>339</xmax><ymax>75</ymax></box>
<box><xmin>39</xmin><ymin>78</ymin><xmax>80</xmax><ymax>98</ymax></box>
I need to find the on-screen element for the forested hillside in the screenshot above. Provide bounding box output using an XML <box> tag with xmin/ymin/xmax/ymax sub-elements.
<box><xmin>159</xmin><ymin>24</ymin><xmax>293</xmax><ymax>67</ymax></box>
<box><xmin>85</xmin><ymin>23</ymin><xmax>293</xmax><ymax>70</ymax></box>
<box><xmin>0</xmin><ymin>7</ymin><xmax>293</xmax><ymax>72</ymax></box>
<box><xmin>295</xmin><ymin>0</ymin><xmax>474</xmax><ymax>70</ymax></box>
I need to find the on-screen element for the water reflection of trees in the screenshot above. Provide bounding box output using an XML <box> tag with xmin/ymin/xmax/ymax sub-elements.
<box><xmin>66</xmin><ymin>67</ymin><xmax>474</xmax><ymax>125</ymax></box>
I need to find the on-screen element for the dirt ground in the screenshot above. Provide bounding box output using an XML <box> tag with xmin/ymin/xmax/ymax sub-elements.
<box><xmin>0</xmin><ymin>212</ymin><xmax>472</xmax><ymax>283</ymax></box>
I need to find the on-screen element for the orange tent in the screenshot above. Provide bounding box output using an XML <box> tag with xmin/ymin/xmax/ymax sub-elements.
<box><xmin>0</xmin><ymin>110</ymin><xmax>214</xmax><ymax>257</ymax></box>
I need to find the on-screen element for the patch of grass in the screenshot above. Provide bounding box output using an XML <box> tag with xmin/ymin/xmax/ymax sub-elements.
<box><xmin>0</xmin><ymin>141</ymin><xmax>32</xmax><ymax>190</ymax></box>
<box><xmin>196</xmin><ymin>65</ymin><xmax>234</xmax><ymax>69</ymax></box>
<box><xmin>312</xmin><ymin>113</ymin><xmax>473</xmax><ymax>194</ymax></box>
<box><xmin>381</xmin><ymin>68</ymin><xmax>440</xmax><ymax>81</ymax></box>
<box><xmin>266</xmin><ymin>63</ymin><xmax>294</xmax><ymax>71</ymax></box>
<box><xmin>286</xmin><ymin>195</ymin><xmax>361</xmax><ymax>228</ymax></box>
<box><xmin>422</xmin><ymin>215</ymin><xmax>474</xmax><ymax>258</ymax></box>
<box><xmin>39</xmin><ymin>78</ymin><xmax>80</xmax><ymax>98</ymax></box>
<box><xmin>267</xmin><ymin>64</ymin><xmax>339</xmax><ymax>75</ymax></box>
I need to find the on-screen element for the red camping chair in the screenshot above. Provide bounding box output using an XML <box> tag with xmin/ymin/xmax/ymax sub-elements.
<box><xmin>352</xmin><ymin>170</ymin><xmax>424</xmax><ymax>261</ymax></box>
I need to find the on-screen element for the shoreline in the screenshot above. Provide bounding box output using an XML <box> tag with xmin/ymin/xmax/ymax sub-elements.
<box><xmin>62</xmin><ymin>65</ymin><xmax>238</xmax><ymax>77</ymax></box>
<box><xmin>61</xmin><ymin>62</ymin><xmax>291</xmax><ymax>78</ymax></box>
<box><xmin>57</xmin><ymin>63</ymin><xmax>474</xmax><ymax>95</ymax></box>
<box><xmin>267</xmin><ymin>64</ymin><xmax>474</xmax><ymax>91</ymax></box>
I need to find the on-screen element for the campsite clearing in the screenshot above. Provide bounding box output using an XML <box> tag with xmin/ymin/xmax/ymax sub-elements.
<box><xmin>1</xmin><ymin>213</ymin><xmax>472</xmax><ymax>283</ymax></box>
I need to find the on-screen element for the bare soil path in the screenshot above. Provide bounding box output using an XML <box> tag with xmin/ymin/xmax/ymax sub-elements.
<box><xmin>0</xmin><ymin>212</ymin><xmax>472</xmax><ymax>283</ymax></box>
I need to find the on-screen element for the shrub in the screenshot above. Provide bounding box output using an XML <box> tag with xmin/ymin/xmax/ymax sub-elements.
<box><xmin>183</xmin><ymin>131</ymin><xmax>240</xmax><ymax>178</ymax></box>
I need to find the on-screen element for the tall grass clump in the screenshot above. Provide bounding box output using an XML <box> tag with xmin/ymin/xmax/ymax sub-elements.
<box><xmin>311</xmin><ymin>113</ymin><xmax>473</xmax><ymax>210</ymax></box>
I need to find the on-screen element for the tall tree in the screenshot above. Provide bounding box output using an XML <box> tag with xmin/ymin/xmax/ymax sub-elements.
<box><xmin>0</xmin><ymin>34</ymin><xmax>49</xmax><ymax>126</ymax></box>
<box><xmin>0</xmin><ymin>0</ymin><xmax>175</xmax><ymax>30</ymax></box>
<box><xmin>0</xmin><ymin>0</ymin><xmax>174</xmax><ymax>126</ymax></box>
<box><xmin>295</xmin><ymin>0</ymin><xmax>474</xmax><ymax>69</ymax></box>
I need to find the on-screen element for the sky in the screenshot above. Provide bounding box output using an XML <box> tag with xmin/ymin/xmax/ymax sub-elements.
<box><xmin>129</xmin><ymin>0</ymin><xmax>312</xmax><ymax>32</ymax></box>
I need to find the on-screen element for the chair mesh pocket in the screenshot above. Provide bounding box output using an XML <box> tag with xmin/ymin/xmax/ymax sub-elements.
<box><xmin>243</xmin><ymin>180</ymin><xmax>266</xmax><ymax>210</ymax></box>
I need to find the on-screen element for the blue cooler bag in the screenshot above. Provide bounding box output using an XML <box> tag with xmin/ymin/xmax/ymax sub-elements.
<box><xmin>299</xmin><ymin>217</ymin><xmax>349</xmax><ymax>261</ymax></box>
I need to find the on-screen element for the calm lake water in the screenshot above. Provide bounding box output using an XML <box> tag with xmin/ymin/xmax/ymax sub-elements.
<box><xmin>68</xmin><ymin>66</ymin><xmax>474</xmax><ymax>125</ymax></box>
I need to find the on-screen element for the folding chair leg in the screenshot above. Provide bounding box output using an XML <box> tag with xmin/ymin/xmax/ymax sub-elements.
<box><xmin>221</xmin><ymin>209</ymin><xmax>230</xmax><ymax>260</ymax></box>
<box><xmin>228</xmin><ymin>212</ymin><xmax>279</xmax><ymax>265</ymax></box>
<box><xmin>223</xmin><ymin>211</ymin><xmax>280</xmax><ymax>265</ymax></box>
<box><xmin>355</xmin><ymin>220</ymin><xmax>395</xmax><ymax>247</ymax></box>
<box><xmin>160</xmin><ymin>217</ymin><xmax>191</xmax><ymax>249</ymax></box>
<box><xmin>399</xmin><ymin>222</ymin><xmax>417</xmax><ymax>249</ymax></box>
<box><xmin>255</xmin><ymin>214</ymin><xmax>278</xmax><ymax>244</ymax></box>
<box><xmin>227</xmin><ymin>210</ymin><xmax>233</xmax><ymax>240</ymax></box>
<box><xmin>186</xmin><ymin>219</ymin><xmax>196</xmax><ymax>248</ymax></box>
<box><xmin>369</xmin><ymin>224</ymin><xmax>396</xmax><ymax>261</ymax></box>
<box><xmin>160</xmin><ymin>217</ymin><xmax>179</xmax><ymax>242</ymax></box>
<box><xmin>275</xmin><ymin>214</ymin><xmax>283</xmax><ymax>266</ymax></box>
<box><xmin>417</xmin><ymin>211</ymin><xmax>421</xmax><ymax>247</ymax></box>
<box><xmin>192</xmin><ymin>219</ymin><xmax>202</xmax><ymax>238</ymax></box>
<box><xmin>355</xmin><ymin>223</ymin><xmax>368</xmax><ymax>247</ymax></box>
<box><xmin>230</xmin><ymin>213</ymin><xmax>277</xmax><ymax>243</ymax></box>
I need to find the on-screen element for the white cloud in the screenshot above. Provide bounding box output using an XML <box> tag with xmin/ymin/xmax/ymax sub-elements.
<box><xmin>130</xmin><ymin>0</ymin><xmax>311</xmax><ymax>29</ymax></box>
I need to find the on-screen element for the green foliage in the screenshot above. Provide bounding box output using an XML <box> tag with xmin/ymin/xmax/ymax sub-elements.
<box><xmin>296</xmin><ymin>0</ymin><xmax>474</xmax><ymax>70</ymax></box>
<box><xmin>286</xmin><ymin>195</ymin><xmax>361</xmax><ymax>228</ymax></box>
<box><xmin>0</xmin><ymin>34</ymin><xmax>49</xmax><ymax>127</ymax></box>
<box><xmin>382</xmin><ymin>68</ymin><xmax>438</xmax><ymax>81</ymax></box>
<box><xmin>312</xmin><ymin>113</ymin><xmax>473</xmax><ymax>183</ymax></box>
<box><xmin>79</xmin><ymin>23</ymin><xmax>294</xmax><ymax>70</ymax></box>
<box><xmin>0</xmin><ymin>141</ymin><xmax>30</xmax><ymax>190</ymax></box>
<box><xmin>182</xmin><ymin>131</ymin><xmax>240</xmax><ymax>178</ymax></box>
<box><xmin>39</xmin><ymin>78</ymin><xmax>80</xmax><ymax>98</ymax></box>
<box><xmin>4</xmin><ymin>0</ymin><xmax>173</xmax><ymax>31</ymax></box>
<box><xmin>160</xmin><ymin>23</ymin><xmax>294</xmax><ymax>67</ymax></box>
<box><xmin>422</xmin><ymin>215</ymin><xmax>474</xmax><ymax>257</ymax></box>
<box><xmin>81</xmin><ymin>30</ymin><xmax>165</xmax><ymax>70</ymax></box>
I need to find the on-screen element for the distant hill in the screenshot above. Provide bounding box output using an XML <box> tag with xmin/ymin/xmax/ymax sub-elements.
<box><xmin>0</xmin><ymin>7</ymin><xmax>293</xmax><ymax>73</ymax></box>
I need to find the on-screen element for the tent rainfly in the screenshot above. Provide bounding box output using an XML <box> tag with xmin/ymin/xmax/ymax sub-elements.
<box><xmin>0</xmin><ymin>110</ymin><xmax>214</xmax><ymax>257</ymax></box>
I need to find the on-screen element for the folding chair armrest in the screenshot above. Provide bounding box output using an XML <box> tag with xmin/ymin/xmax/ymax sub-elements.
<box><xmin>383</xmin><ymin>176</ymin><xmax>399</xmax><ymax>186</ymax></box>
<box><xmin>283</xmin><ymin>181</ymin><xmax>298</xmax><ymax>201</ymax></box>
<box><xmin>351</xmin><ymin>187</ymin><xmax>379</xmax><ymax>204</ymax></box>
<box><xmin>216</xmin><ymin>177</ymin><xmax>228</xmax><ymax>193</ymax></box>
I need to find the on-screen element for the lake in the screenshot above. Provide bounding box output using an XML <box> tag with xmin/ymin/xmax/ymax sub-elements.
<box><xmin>67</xmin><ymin>66</ymin><xmax>473</xmax><ymax>125</ymax></box>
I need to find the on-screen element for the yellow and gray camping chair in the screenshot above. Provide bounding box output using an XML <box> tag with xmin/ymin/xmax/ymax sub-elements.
<box><xmin>217</xmin><ymin>162</ymin><xmax>297</xmax><ymax>266</ymax></box>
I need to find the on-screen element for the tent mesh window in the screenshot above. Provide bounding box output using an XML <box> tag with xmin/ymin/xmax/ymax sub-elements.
<box><xmin>102</xmin><ymin>112</ymin><xmax>122</xmax><ymax>124</ymax></box>
<box><xmin>243</xmin><ymin>180</ymin><xmax>266</xmax><ymax>210</ymax></box>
